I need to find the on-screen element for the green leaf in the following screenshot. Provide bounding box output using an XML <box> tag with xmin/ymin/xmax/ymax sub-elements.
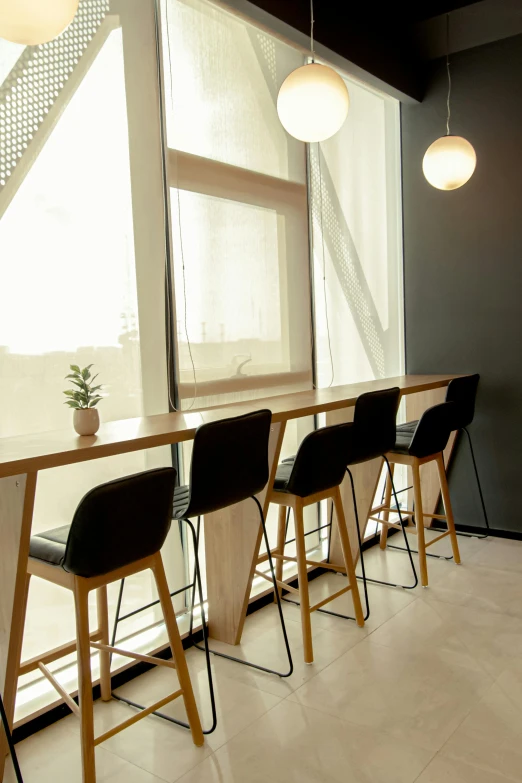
<box><xmin>64</xmin><ymin>400</ymin><xmax>81</xmax><ymax>409</ymax></box>
<box><xmin>88</xmin><ymin>396</ymin><xmax>102</xmax><ymax>407</ymax></box>
<box><xmin>89</xmin><ymin>385</ymin><xmax>103</xmax><ymax>393</ymax></box>
<box><xmin>69</xmin><ymin>379</ymin><xmax>88</xmax><ymax>391</ymax></box>
<box><xmin>63</xmin><ymin>390</ymin><xmax>76</xmax><ymax>397</ymax></box>
<box><xmin>70</xmin><ymin>364</ymin><xmax>81</xmax><ymax>373</ymax></box>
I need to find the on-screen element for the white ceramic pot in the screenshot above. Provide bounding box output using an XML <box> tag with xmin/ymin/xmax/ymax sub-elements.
<box><xmin>73</xmin><ymin>408</ymin><xmax>100</xmax><ymax>436</ymax></box>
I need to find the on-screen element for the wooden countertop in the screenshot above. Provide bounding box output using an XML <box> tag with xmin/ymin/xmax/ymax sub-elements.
<box><xmin>0</xmin><ymin>374</ymin><xmax>460</xmax><ymax>478</ymax></box>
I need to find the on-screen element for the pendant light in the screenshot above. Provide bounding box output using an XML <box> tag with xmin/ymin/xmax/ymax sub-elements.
<box><xmin>0</xmin><ymin>0</ymin><xmax>80</xmax><ymax>46</ymax></box>
<box><xmin>423</xmin><ymin>13</ymin><xmax>476</xmax><ymax>190</ymax></box>
<box><xmin>277</xmin><ymin>0</ymin><xmax>349</xmax><ymax>143</ymax></box>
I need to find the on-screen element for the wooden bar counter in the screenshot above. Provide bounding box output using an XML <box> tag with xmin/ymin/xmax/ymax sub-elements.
<box><xmin>0</xmin><ymin>373</ymin><xmax>460</xmax><ymax>763</ymax></box>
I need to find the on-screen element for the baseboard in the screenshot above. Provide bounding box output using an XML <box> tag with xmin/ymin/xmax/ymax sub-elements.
<box><xmin>432</xmin><ymin>522</ymin><xmax>522</xmax><ymax>541</ymax></box>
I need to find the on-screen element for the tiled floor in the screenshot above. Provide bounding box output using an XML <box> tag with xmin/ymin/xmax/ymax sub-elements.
<box><xmin>6</xmin><ymin>531</ymin><xmax>522</xmax><ymax>782</ymax></box>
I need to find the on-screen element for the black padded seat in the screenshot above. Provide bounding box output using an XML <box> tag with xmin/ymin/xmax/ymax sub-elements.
<box><xmin>273</xmin><ymin>461</ymin><xmax>294</xmax><ymax>492</ymax></box>
<box><xmin>389</xmin><ymin>401</ymin><xmax>458</xmax><ymax>459</ymax></box>
<box><xmin>30</xmin><ymin>525</ymin><xmax>69</xmax><ymax>568</ymax></box>
<box><xmin>172</xmin><ymin>484</ymin><xmax>190</xmax><ymax>519</ymax></box>
<box><xmin>29</xmin><ymin>468</ymin><xmax>177</xmax><ymax>579</ymax></box>
<box><xmin>277</xmin><ymin>388</ymin><xmax>401</xmax><ymax>483</ymax></box>
<box><xmin>30</xmin><ymin>484</ymin><xmax>191</xmax><ymax>571</ymax></box>
<box><xmin>392</xmin><ymin>428</ymin><xmax>416</xmax><ymax>454</ymax></box>
<box><xmin>396</xmin><ymin>420</ymin><xmax>417</xmax><ymax>436</ymax></box>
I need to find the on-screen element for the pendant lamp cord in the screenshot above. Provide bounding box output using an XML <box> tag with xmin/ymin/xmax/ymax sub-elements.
<box><xmin>310</xmin><ymin>0</ymin><xmax>315</xmax><ymax>61</ymax></box>
<box><xmin>445</xmin><ymin>13</ymin><xmax>451</xmax><ymax>135</ymax></box>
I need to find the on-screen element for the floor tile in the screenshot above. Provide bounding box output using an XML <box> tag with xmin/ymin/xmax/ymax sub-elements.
<box><xmin>365</xmin><ymin>595</ymin><xmax>469</xmax><ymax>658</ymax></box>
<box><xmin>3</xmin><ymin>719</ymin><xmax>166</xmax><ymax>783</ymax></box>
<box><xmin>204</xmin><ymin>600</ymin><xmax>364</xmax><ymax>697</ymax></box>
<box><xmin>440</xmin><ymin>664</ymin><xmax>522</xmax><ymax>781</ymax></box>
<box><xmin>12</xmin><ymin>534</ymin><xmax>522</xmax><ymax>783</ymax></box>
<box><xmin>418</xmin><ymin>562</ymin><xmax>522</xmax><ymax>619</ymax></box>
<box><xmin>61</xmin><ymin>685</ymin><xmax>211</xmax><ymax>782</ymax></box>
<box><xmin>415</xmin><ymin>755</ymin><xmax>513</xmax><ymax>783</ymax></box>
<box><xmin>419</xmin><ymin>599</ymin><xmax>522</xmax><ymax>677</ymax></box>
<box><xmin>111</xmin><ymin>649</ymin><xmax>283</xmax><ymax>752</ymax></box>
<box><xmin>175</xmin><ymin>699</ymin><xmax>434</xmax><ymax>783</ymax></box>
<box><xmin>468</xmin><ymin>537</ymin><xmax>522</xmax><ymax>573</ymax></box>
<box><xmin>289</xmin><ymin>637</ymin><xmax>492</xmax><ymax>752</ymax></box>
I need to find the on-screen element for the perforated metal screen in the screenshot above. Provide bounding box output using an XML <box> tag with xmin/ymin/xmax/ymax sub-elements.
<box><xmin>0</xmin><ymin>0</ymin><xmax>109</xmax><ymax>189</ymax></box>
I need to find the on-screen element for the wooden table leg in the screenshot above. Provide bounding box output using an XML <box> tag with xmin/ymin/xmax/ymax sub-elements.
<box><xmin>325</xmin><ymin>407</ymin><xmax>383</xmax><ymax>564</ymax></box>
<box><xmin>204</xmin><ymin>421</ymin><xmax>286</xmax><ymax>645</ymax></box>
<box><xmin>0</xmin><ymin>472</ymin><xmax>37</xmax><ymax>781</ymax></box>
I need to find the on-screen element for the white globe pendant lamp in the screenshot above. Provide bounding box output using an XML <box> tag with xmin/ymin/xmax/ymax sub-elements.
<box><xmin>277</xmin><ymin>0</ymin><xmax>349</xmax><ymax>142</ymax></box>
<box><xmin>423</xmin><ymin>135</ymin><xmax>476</xmax><ymax>191</ymax></box>
<box><xmin>0</xmin><ymin>0</ymin><xmax>80</xmax><ymax>46</ymax></box>
<box><xmin>423</xmin><ymin>14</ymin><xmax>476</xmax><ymax>190</ymax></box>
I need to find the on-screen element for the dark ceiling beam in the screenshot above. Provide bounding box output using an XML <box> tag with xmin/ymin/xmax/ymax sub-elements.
<box><xmin>246</xmin><ymin>0</ymin><xmax>426</xmax><ymax>101</ymax></box>
<box><xmin>414</xmin><ymin>0</ymin><xmax>522</xmax><ymax>59</ymax></box>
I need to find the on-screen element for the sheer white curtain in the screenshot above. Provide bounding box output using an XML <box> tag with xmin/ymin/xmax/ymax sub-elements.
<box><xmin>310</xmin><ymin>75</ymin><xmax>403</xmax><ymax>387</ymax></box>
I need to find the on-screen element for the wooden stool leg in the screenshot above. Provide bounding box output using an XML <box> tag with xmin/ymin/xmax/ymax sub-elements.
<box><xmin>96</xmin><ymin>586</ymin><xmax>111</xmax><ymax>702</ymax></box>
<box><xmin>151</xmin><ymin>553</ymin><xmax>204</xmax><ymax>747</ymax></box>
<box><xmin>73</xmin><ymin>578</ymin><xmax>96</xmax><ymax>783</ymax></box>
<box><xmin>274</xmin><ymin>505</ymin><xmax>287</xmax><ymax>600</ymax></box>
<box><xmin>412</xmin><ymin>461</ymin><xmax>428</xmax><ymax>587</ymax></box>
<box><xmin>379</xmin><ymin>462</ymin><xmax>394</xmax><ymax>550</ymax></box>
<box><xmin>293</xmin><ymin>498</ymin><xmax>314</xmax><ymax>664</ymax></box>
<box><xmin>333</xmin><ymin>487</ymin><xmax>365</xmax><ymax>628</ymax></box>
<box><xmin>436</xmin><ymin>454</ymin><xmax>461</xmax><ymax>564</ymax></box>
<box><xmin>2</xmin><ymin>571</ymin><xmax>32</xmax><ymax>774</ymax></box>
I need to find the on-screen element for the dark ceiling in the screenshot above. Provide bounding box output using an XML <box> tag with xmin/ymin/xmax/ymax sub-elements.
<box><xmin>357</xmin><ymin>1</ymin><xmax>478</xmax><ymax>22</ymax></box>
<box><xmin>248</xmin><ymin>0</ymin><xmax>481</xmax><ymax>100</ymax></box>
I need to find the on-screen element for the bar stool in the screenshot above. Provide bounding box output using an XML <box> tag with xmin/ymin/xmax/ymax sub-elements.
<box><xmin>276</xmin><ymin>388</ymin><xmax>417</xmax><ymax>626</ymax></box>
<box><xmin>0</xmin><ymin>693</ymin><xmax>23</xmax><ymax>783</ymax></box>
<box><xmin>20</xmin><ymin>468</ymin><xmax>203</xmax><ymax>783</ymax></box>
<box><xmin>267</xmin><ymin>423</ymin><xmax>365</xmax><ymax>664</ymax></box>
<box><xmin>381</xmin><ymin>374</ymin><xmax>488</xmax><ymax>556</ymax></box>
<box><xmin>342</xmin><ymin>388</ymin><xmax>419</xmax><ymax>612</ymax></box>
<box><xmin>372</xmin><ymin>401</ymin><xmax>462</xmax><ymax>587</ymax></box>
<box><xmin>111</xmin><ymin>410</ymin><xmax>293</xmax><ymax>734</ymax></box>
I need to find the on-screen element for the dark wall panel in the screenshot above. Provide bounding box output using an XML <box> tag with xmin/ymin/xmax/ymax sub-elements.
<box><xmin>402</xmin><ymin>33</ymin><xmax>522</xmax><ymax>532</ymax></box>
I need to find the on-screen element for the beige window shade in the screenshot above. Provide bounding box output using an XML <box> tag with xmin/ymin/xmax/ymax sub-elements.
<box><xmin>162</xmin><ymin>0</ymin><xmax>313</xmax><ymax>409</ymax></box>
<box><xmin>311</xmin><ymin>75</ymin><xmax>404</xmax><ymax>388</ymax></box>
<box><xmin>169</xmin><ymin>151</ymin><xmax>312</xmax><ymax>405</ymax></box>
<box><xmin>162</xmin><ymin>0</ymin><xmax>305</xmax><ymax>182</ymax></box>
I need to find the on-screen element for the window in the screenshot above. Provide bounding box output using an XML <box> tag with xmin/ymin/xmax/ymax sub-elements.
<box><xmin>161</xmin><ymin>0</ymin><xmax>321</xmax><ymax>574</ymax></box>
<box><xmin>163</xmin><ymin>0</ymin><xmax>313</xmax><ymax>410</ymax></box>
<box><xmin>0</xmin><ymin>8</ymin><xmax>177</xmax><ymax>721</ymax></box>
<box><xmin>0</xmin><ymin>0</ymin><xmax>403</xmax><ymax>724</ymax></box>
<box><xmin>311</xmin><ymin>73</ymin><xmax>403</xmax><ymax>388</ymax></box>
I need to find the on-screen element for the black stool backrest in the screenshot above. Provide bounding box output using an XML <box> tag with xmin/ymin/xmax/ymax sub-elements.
<box><xmin>409</xmin><ymin>401</ymin><xmax>458</xmax><ymax>459</ymax></box>
<box><xmin>63</xmin><ymin>468</ymin><xmax>177</xmax><ymax>578</ymax></box>
<box><xmin>184</xmin><ymin>409</ymin><xmax>272</xmax><ymax>518</ymax></box>
<box><xmin>286</xmin><ymin>423</ymin><xmax>353</xmax><ymax>498</ymax></box>
<box><xmin>445</xmin><ymin>374</ymin><xmax>480</xmax><ymax>429</ymax></box>
<box><xmin>350</xmin><ymin>387</ymin><xmax>401</xmax><ymax>465</ymax></box>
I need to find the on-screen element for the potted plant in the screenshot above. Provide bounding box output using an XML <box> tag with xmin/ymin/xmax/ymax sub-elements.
<box><xmin>63</xmin><ymin>364</ymin><xmax>103</xmax><ymax>436</ymax></box>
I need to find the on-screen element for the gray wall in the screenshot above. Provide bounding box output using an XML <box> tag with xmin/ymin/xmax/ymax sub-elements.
<box><xmin>401</xmin><ymin>33</ymin><xmax>522</xmax><ymax>533</ymax></box>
